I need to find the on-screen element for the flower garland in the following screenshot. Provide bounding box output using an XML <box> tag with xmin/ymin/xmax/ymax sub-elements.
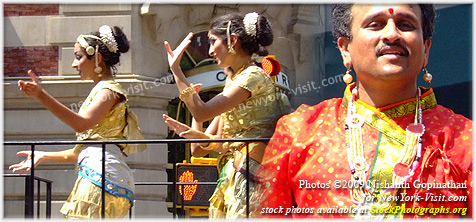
<box><xmin>98</xmin><ymin>25</ymin><xmax>118</xmax><ymax>53</ymax></box>
<box><xmin>243</xmin><ymin>12</ymin><xmax>259</xmax><ymax>37</ymax></box>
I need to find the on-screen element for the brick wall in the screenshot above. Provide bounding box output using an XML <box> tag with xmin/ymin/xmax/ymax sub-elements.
<box><xmin>4</xmin><ymin>47</ymin><xmax>59</xmax><ymax>77</ymax></box>
<box><xmin>4</xmin><ymin>4</ymin><xmax>59</xmax><ymax>16</ymax></box>
<box><xmin>4</xmin><ymin>4</ymin><xmax>60</xmax><ymax>77</ymax></box>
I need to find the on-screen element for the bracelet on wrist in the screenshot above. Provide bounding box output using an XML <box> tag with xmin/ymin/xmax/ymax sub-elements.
<box><xmin>198</xmin><ymin>135</ymin><xmax>218</xmax><ymax>150</ymax></box>
<box><xmin>179</xmin><ymin>86</ymin><xmax>197</xmax><ymax>101</ymax></box>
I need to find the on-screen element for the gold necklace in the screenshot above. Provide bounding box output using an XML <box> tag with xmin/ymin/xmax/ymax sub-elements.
<box><xmin>231</xmin><ymin>61</ymin><xmax>254</xmax><ymax>78</ymax></box>
<box><xmin>345</xmin><ymin>87</ymin><xmax>424</xmax><ymax>218</ymax></box>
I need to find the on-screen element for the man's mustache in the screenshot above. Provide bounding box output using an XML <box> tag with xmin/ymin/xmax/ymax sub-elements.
<box><xmin>375</xmin><ymin>42</ymin><xmax>409</xmax><ymax>57</ymax></box>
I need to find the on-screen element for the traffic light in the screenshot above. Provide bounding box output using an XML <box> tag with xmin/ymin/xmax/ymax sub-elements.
<box><xmin>175</xmin><ymin>158</ymin><xmax>218</xmax><ymax>206</ymax></box>
<box><xmin>261</xmin><ymin>55</ymin><xmax>281</xmax><ymax>77</ymax></box>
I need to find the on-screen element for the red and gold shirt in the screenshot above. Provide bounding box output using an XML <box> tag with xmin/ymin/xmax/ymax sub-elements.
<box><xmin>254</xmin><ymin>84</ymin><xmax>472</xmax><ymax>218</ymax></box>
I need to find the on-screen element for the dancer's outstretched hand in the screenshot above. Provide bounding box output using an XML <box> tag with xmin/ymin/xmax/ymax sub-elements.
<box><xmin>9</xmin><ymin>150</ymin><xmax>45</xmax><ymax>175</ymax></box>
<box><xmin>18</xmin><ymin>70</ymin><xmax>43</xmax><ymax>99</ymax></box>
<box><xmin>163</xmin><ymin>114</ymin><xmax>194</xmax><ymax>138</ymax></box>
<box><xmin>164</xmin><ymin>32</ymin><xmax>193</xmax><ymax>70</ymax></box>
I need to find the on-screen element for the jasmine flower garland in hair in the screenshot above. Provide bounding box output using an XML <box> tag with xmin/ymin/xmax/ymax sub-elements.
<box><xmin>251</xmin><ymin>53</ymin><xmax>260</xmax><ymax>62</ymax></box>
<box><xmin>99</xmin><ymin>25</ymin><xmax>118</xmax><ymax>53</ymax></box>
<box><xmin>243</xmin><ymin>12</ymin><xmax>259</xmax><ymax>37</ymax></box>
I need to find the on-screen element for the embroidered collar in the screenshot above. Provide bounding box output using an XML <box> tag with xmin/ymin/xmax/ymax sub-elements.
<box><xmin>342</xmin><ymin>83</ymin><xmax>437</xmax><ymax>120</ymax></box>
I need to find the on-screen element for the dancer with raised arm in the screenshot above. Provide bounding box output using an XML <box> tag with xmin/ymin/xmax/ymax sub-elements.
<box><xmin>163</xmin><ymin>12</ymin><xmax>291</xmax><ymax>218</ymax></box>
<box><xmin>10</xmin><ymin>25</ymin><xmax>145</xmax><ymax>218</ymax></box>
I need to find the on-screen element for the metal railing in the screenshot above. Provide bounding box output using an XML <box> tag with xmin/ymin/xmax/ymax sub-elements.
<box><xmin>4</xmin><ymin>138</ymin><xmax>269</xmax><ymax>219</ymax></box>
<box><xmin>3</xmin><ymin>174</ymin><xmax>52</xmax><ymax>218</ymax></box>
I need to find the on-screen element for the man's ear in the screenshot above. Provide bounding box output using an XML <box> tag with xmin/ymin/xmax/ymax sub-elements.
<box><xmin>422</xmin><ymin>39</ymin><xmax>432</xmax><ymax>67</ymax></box>
<box><xmin>337</xmin><ymin>37</ymin><xmax>351</xmax><ymax>67</ymax></box>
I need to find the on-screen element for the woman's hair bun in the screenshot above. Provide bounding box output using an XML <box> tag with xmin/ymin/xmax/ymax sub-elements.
<box><xmin>256</xmin><ymin>15</ymin><xmax>273</xmax><ymax>47</ymax></box>
<box><xmin>112</xmin><ymin>26</ymin><xmax>129</xmax><ymax>53</ymax></box>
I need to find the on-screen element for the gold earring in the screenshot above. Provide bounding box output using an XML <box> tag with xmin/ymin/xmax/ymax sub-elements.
<box><xmin>228</xmin><ymin>46</ymin><xmax>236</xmax><ymax>54</ymax></box>
<box><xmin>94</xmin><ymin>45</ymin><xmax>102</xmax><ymax>75</ymax></box>
<box><xmin>343</xmin><ymin>65</ymin><xmax>353</xmax><ymax>85</ymax></box>
<box><xmin>226</xmin><ymin>20</ymin><xmax>236</xmax><ymax>55</ymax></box>
<box><xmin>423</xmin><ymin>67</ymin><xmax>432</xmax><ymax>84</ymax></box>
<box><xmin>95</xmin><ymin>67</ymin><xmax>103</xmax><ymax>75</ymax></box>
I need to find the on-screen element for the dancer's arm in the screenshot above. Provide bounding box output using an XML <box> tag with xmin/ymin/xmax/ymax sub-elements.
<box><xmin>9</xmin><ymin>148</ymin><xmax>78</xmax><ymax>174</ymax></box>
<box><xmin>18</xmin><ymin>70</ymin><xmax>121</xmax><ymax>132</ymax></box>
<box><xmin>190</xmin><ymin>116</ymin><xmax>227</xmax><ymax>156</ymax></box>
<box><xmin>163</xmin><ymin>114</ymin><xmax>227</xmax><ymax>157</ymax></box>
<box><xmin>164</xmin><ymin>34</ymin><xmax>250</xmax><ymax>122</ymax></box>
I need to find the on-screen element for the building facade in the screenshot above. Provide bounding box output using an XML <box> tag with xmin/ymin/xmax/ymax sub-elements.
<box><xmin>3</xmin><ymin>4</ymin><xmax>328</xmax><ymax>218</ymax></box>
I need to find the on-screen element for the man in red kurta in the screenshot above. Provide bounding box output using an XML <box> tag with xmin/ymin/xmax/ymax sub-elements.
<box><xmin>253</xmin><ymin>4</ymin><xmax>472</xmax><ymax>219</ymax></box>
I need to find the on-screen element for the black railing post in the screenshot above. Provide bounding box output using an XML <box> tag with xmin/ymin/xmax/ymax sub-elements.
<box><xmin>180</xmin><ymin>183</ymin><xmax>185</xmax><ymax>217</ymax></box>
<box><xmin>46</xmin><ymin>181</ymin><xmax>51</xmax><ymax>218</ymax></box>
<box><xmin>24</xmin><ymin>176</ymin><xmax>33</xmax><ymax>218</ymax></box>
<box><xmin>37</xmin><ymin>179</ymin><xmax>41</xmax><ymax>218</ymax></box>
<box><xmin>245</xmin><ymin>142</ymin><xmax>250</xmax><ymax>218</ymax></box>
<box><xmin>172</xmin><ymin>146</ymin><xmax>177</xmax><ymax>218</ymax></box>
<box><xmin>129</xmin><ymin>204</ymin><xmax>132</xmax><ymax>219</ymax></box>
<box><xmin>101</xmin><ymin>143</ymin><xmax>106</xmax><ymax>219</ymax></box>
<box><xmin>25</xmin><ymin>144</ymin><xmax>35</xmax><ymax>218</ymax></box>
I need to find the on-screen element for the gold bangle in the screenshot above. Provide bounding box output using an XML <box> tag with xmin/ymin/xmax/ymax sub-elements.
<box><xmin>179</xmin><ymin>86</ymin><xmax>196</xmax><ymax>100</ymax></box>
<box><xmin>199</xmin><ymin>142</ymin><xmax>217</xmax><ymax>151</ymax></box>
<box><xmin>199</xmin><ymin>135</ymin><xmax>218</xmax><ymax>150</ymax></box>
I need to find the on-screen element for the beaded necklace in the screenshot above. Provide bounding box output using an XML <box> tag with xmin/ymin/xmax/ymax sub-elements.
<box><xmin>345</xmin><ymin>86</ymin><xmax>424</xmax><ymax>218</ymax></box>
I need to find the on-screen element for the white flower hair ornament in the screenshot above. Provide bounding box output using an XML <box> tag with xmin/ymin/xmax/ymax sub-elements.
<box><xmin>243</xmin><ymin>12</ymin><xmax>259</xmax><ymax>37</ymax></box>
<box><xmin>251</xmin><ymin>53</ymin><xmax>261</xmax><ymax>62</ymax></box>
<box><xmin>99</xmin><ymin>25</ymin><xmax>118</xmax><ymax>53</ymax></box>
<box><xmin>76</xmin><ymin>25</ymin><xmax>118</xmax><ymax>56</ymax></box>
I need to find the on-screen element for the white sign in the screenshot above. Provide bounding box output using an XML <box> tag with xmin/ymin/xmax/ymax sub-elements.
<box><xmin>186</xmin><ymin>68</ymin><xmax>291</xmax><ymax>92</ymax></box>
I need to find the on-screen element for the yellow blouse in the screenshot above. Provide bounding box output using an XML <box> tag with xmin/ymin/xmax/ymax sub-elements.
<box><xmin>221</xmin><ymin>65</ymin><xmax>290</xmax><ymax>143</ymax></box>
<box><xmin>74</xmin><ymin>80</ymin><xmax>128</xmax><ymax>154</ymax></box>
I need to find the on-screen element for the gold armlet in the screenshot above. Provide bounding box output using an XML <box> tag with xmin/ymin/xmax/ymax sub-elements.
<box><xmin>179</xmin><ymin>86</ymin><xmax>197</xmax><ymax>101</ymax></box>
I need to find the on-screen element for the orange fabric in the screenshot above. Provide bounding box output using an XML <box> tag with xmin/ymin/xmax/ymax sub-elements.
<box><xmin>253</xmin><ymin>90</ymin><xmax>472</xmax><ymax>218</ymax></box>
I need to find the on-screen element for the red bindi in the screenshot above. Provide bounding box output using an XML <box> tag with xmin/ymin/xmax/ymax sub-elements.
<box><xmin>388</xmin><ymin>8</ymin><xmax>394</xmax><ymax>14</ymax></box>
